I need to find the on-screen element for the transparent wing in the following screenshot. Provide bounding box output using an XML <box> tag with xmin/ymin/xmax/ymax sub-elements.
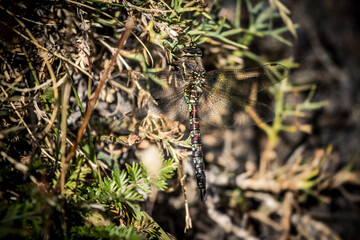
<box><xmin>205</xmin><ymin>63</ymin><xmax>288</xmax><ymax>95</ymax></box>
<box><xmin>137</xmin><ymin>71</ymin><xmax>189</xmax><ymax>123</ymax></box>
<box><xmin>198</xmin><ymin>85</ymin><xmax>275</xmax><ymax>127</ymax></box>
<box><xmin>198</xmin><ymin>64</ymin><xmax>288</xmax><ymax>127</ymax></box>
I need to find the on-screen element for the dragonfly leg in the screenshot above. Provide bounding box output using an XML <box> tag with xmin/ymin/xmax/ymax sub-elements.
<box><xmin>163</xmin><ymin>42</ymin><xmax>180</xmax><ymax>67</ymax></box>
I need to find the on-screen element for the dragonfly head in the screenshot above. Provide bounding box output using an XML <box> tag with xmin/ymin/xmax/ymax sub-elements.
<box><xmin>180</xmin><ymin>42</ymin><xmax>203</xmax><ymax>57</ymax></box>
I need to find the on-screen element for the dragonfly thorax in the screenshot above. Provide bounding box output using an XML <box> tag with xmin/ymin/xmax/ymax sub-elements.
<box><xmin>171</xmin><ymin>42</ymin><xmax>205</xmax><ymax>78</ymax></box>
<box><xmin>177</xmin><ymin>57</ymin><xmax>204</xmax><ymax>75</ymax></box>
<box><xmin>191</xmin><ymin>70</ymin><xmax>206</xmax><ymax>87</ymax></box>
<box><xmin>192</xmin><ymin>70</ymin><xmax>206</xmax><ymax>79</ymax></box>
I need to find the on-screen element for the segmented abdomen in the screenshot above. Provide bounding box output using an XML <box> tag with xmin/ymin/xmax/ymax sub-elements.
<box><xmin>189</xmin><ymin>103</ymin><xmax>207</xmax><ymax>201</ymax></box>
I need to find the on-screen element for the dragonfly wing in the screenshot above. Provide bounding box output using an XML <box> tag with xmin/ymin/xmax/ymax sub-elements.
<box><xmin>137</xmin><ymin>71</ymin><xmax>189</xmax><ymax>123</ymax></box>
<box><xmin>198</xmin><ymin>64</ymin><xmax>288</xmax><ymax>127</ymax></box>
<box><xmin>205</xmin><ymin>63</ymin><xmax>289</xmax><ymax>96</ymax></box>
<box><xmin>198</xmin><ymin>84</ymin><xmax>275</xmax><ymax>127</ymax></box>
<box><xmin>147</xmin><ymin>91</ymin><xmax>189</xmax><ymax>123</ymax></box>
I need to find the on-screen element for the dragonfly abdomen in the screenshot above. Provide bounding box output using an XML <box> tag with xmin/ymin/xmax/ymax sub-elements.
<box><xmin>189</xmin><ymin>103</ymin><xmax>207</xmax><ymax>201</ymax></box>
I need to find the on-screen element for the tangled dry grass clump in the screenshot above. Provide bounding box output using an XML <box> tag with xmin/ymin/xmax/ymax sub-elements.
<box><xmin>0</xmin><ymin>0</ymin><xmax>359</xmax><ymax>239</ymax></box>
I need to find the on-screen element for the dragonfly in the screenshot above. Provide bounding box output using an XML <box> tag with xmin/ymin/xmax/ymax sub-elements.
<box><xmin>137</xmin><ymin>42</ymin><xmax>289</xmax><ymax>201</ymax></box>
